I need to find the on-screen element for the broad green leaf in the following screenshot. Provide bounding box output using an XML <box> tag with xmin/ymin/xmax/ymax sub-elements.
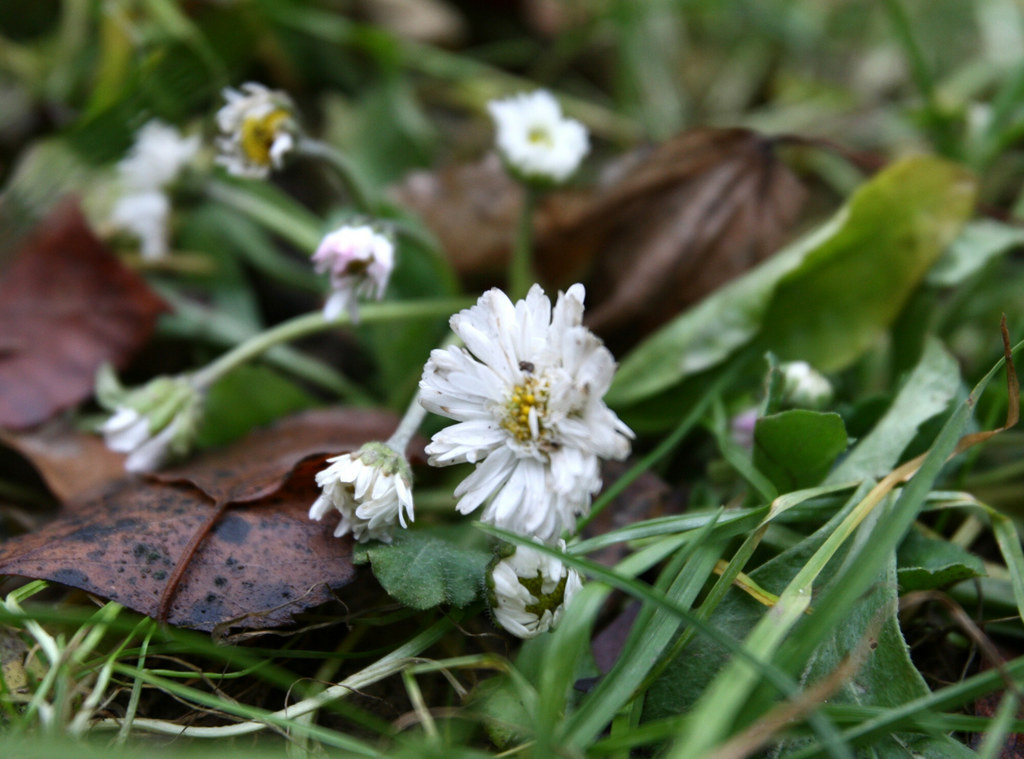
<box><xmin>897</xmin><ymin>530</ymin><xmax>985</xmax><ymax>591</ymax></box>
<box><xmin>753</xmin><ymin>410</ymin><xmax>848</xmax><ymax>493</ymax></box>
<box><xmin>608</xmin><ymin>156</ymin><xmax>975</xmax><ymax>408</ymax></box>
<box><xmin>926</xmin><ymin>218</ymin><xmax>1024</xmax><ymax>287</ymax></box>
<box><xmin>195</xmin><ymin>365</ymin><xmax>317</xmax><ymax>448</ymax></box>
<box><xmin>353</xmin><ymin>524</ymin><xmax>491</xmax><ymax>610</ymax></box>
<box><xmin>828</xmin><ymin>337</ymin><xmax>960</xmax><ymax>483</ymax></box>
<box><xmin>757</xmin><ymin>158</ymin><xmax>974</xmax><ymax>370</ymax></box>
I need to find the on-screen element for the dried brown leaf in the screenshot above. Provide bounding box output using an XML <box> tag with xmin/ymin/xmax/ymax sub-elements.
<box><xmin>0</xmin><ymin>472</ymin><xmax>349</xmax><ymax>631</ymax></box>
<box><xmin>0</xmin><ymin>418</ymin><xmax>126</xmax><ymax>503</ymax></box>
<box><xmin>0</xmin><ymin>407</ymin><xmax>410</xmax><ymax>631</ymax></box>
<box><xmin>0</xmin><ymin>200</ymin><xmax>166</xmax><ymax>429</ymax></box>
<box><xmin>537</xmin><ymin>128</ymin><xmax>807</xmax><ymax>350</ymax></box>
<box><xmin>394</xmin><ymin>130</ymin><xmax>805</xmax><ymax>354</ymax></box>
<box><xmin>151</xmin><ymin>407</ymin><xmax>405</xmax><ymax>505</ymax></box>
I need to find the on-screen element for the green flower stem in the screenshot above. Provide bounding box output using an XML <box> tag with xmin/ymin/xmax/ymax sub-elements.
<box><xmin>387</xmin><ymin>391</ymin><xmax>429</xmax><ymax>455</ymax></box>
<box><xmin>157</xmin><ymin>286</ymin><xmax>368</xmax><ymax>401</ymax></box>
<box><xmin>190</xmin><ymin>298</ymin><xmax>472</xmax><ymax>391</ymax></box>
<box><xmin>386</xmin><ymin>332</ymin><xmax>461</xmax><ymax>454</ymax></box>
<box><xmin>509</xmin><ymin>185</ymin><xmax>539</xmax><ymax>300</ymax></box>
<box><xmin>296</xmin><ymin>137</ymin><xmax>376</xmax><ymax>214</ymax></box>
<box><xmin>205</xmin><ymin>179</ymin><xmax>323</xmax><ymax>252</ymax></box>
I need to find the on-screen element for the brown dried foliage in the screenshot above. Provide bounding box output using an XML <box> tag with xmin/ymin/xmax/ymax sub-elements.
<box><xmin>0</xmin><ymin>201</ymin><xmax>166</xmax><ymax>429</ymax></box>
<box><xmin>0</xmin><ymin>408</ymin><xmax>405</xmax><ymax>631</ymax></box>
<box><xmin>537</xmin><ymin>128</ymin><xmax>807</xmax><ymax>351</ymax></box>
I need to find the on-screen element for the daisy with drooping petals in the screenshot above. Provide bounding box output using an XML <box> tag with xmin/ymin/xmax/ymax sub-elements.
<box><xmin>309</xmin><ymin>442</ymin><xmax>414</xmax><ymax>544</ymax></box>
<box><xmin>419</xmin><ymin>283</ymin><xmax>633</xmax><ymax>543</ymax></box>
<box><xmin>489</xmin><ymin>540</ymin><xmax>583</xmax><ymax>639</ymax></box>
<box><xmin>215</xmin><ymin>82</ymin><xmax>298</xmax><ymax>178</ymax></box>
<box><xmin>487</xmin><ymin>90</ymin><xmax>589</xmax><ymax>185</ymax></box>
<box><xmin>96</xmin><ymin>367</ymin><xmax>204</xmax><ymax>473</ymax></box>
<box><xmin>311</xmin><ymin>225</ymin><xmax>395</xmax><ymax>322</ymax></box>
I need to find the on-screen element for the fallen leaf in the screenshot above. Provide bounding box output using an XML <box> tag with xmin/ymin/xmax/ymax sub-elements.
<box><xmin>0</xmin><ymin>472</ymin><xmax>349</xmax><ymax>631</ymax></box>
<box><xmin>0</xmin><ymin>407</ymin><xmax>411</xmax><ymax>631</ymax></box>
<box><xmin>393</xmin><ymin>130</ymin><xmax>805</xmax><ymax>354</ymax></box>
<box><xmin>0</xmin><ymin>200</ymin><xmax>167</xmax><ymax>429</ymax></box>
<box><xmin>152</xmin><ymin>407</ymin><xmax>406</xmax><ymax>506</ymax></box>
<box><xmin>0</xmin><ymin>418</ymin><xmax>126</xmax><ymax>503</ymax></box>
<box><xmin>538</xmin><ymin>128</ymin><xmax>807</xmax><ymax>351</ymax></box>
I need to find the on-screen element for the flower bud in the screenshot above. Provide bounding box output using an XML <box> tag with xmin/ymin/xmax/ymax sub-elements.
<box><xmin>778</xmin><ymin>361</ymin><xmax>833</xmax><ymax>410</ymax></box>
<box><xmin>311</xmin><ymin>225</ymin><xmax>395</xmax><ymax>323</ymax></box>
<box><xmin>488</xmin><ymin>540</ymin><xmax>583</xmax><ymax>639</ymax></box>
<box><xmin>96</xmin><ymin>365</ymin><xmax>204</xmax><ymax>473</ymax></box>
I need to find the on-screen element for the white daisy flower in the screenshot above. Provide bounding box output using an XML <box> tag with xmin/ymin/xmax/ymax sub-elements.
<box><xmin>109</xmin><ymin>120</ymin><xmax>199</xmax><ymax>260</ymax></box>
<box><xmin>118</xmin><ymin>120</ymin><xmax>200</xmax><ymax>190</ymax></box>
<box><xmin>489</xmin><ymin>540</ymin><xmax>583</xmax><ymax>639</ymax></box>
<box><xmin>419</xmin><ymin>283</ymin><xmax>633</xmax><ymax>543</ymax></box>
<box><xmin>309</xmin><ymin>442</ymin><xmax>414</xmax><ymax>544</ymax></box>
<box><xmin>311</xmin><ymin>225</ymin><xmax>395</xmax><ymax>322</ymax></box>
<box><xmin>215</xmin><ymin>82</ymin><xmax>297</xmax><ymax>179</ymax></box>
<box><xmin>778</xmin><ymin>361</ymin><xmax>833</xmax><ymax>410</ymax></box>
<box><xmin>97</xmin><ymin>372</ymin><xmax>204</xmax><ymax>473</ymax></box>
<box><xmin>109</xmin><ymin>190</ymin><xmax>171</xmax><ymax>260</ymax></box>
<box><xmin>487</xmin><ymin>89</ymin><xmax>589</xmax><ymax>185</ymax></box>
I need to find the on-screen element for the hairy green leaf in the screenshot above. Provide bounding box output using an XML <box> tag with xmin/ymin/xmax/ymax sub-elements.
<box><xmin>354</xmin><ymin>524</ymin><xmax>492</xmax><ymax>610</ymax></box>
<box><xmin>897</xmin><ymin>530</ymin><xmax>985</xmax><ymax>591</ymax></box>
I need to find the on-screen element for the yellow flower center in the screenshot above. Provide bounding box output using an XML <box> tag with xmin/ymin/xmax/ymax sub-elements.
<box><xmin>527</xmin><ymin>126</ymin><xmax>554</xmax><ymax>148</ymax></box>
<box><xmin>502</xmin><ymin>377</ymin><xmax>548</xmax><ymax>443</ymax></box>
<box><xmin>240</xmin><ymin>109</ymin><xmax>289</xmax><ymax>166</ymax></box>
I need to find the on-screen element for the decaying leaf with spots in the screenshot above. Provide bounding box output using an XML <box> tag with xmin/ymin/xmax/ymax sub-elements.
<box><xmin>0</xmin><ymin>408</ymin><xmax>407</xmax><ymax>631</ymax></box>
<box><xmin>0</xmin><ymin>200</ymin><xmax>166</xmax><ymax>429</ymax></box>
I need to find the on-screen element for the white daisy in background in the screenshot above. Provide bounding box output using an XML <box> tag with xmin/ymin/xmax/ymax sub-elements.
<box><xmin>419</xmin><ymin>283</ymin><xmax>633</xmax><ymax>543</ymax></box>
<box><xmin>311</xmin><ymin>224</ymin><xmax>395</xmax><ymax>322</ymax></box>
<box><xmin>109</xmin><ymin>190</ymin><xmax>171</xmax><ymax>261</ymax></box>
<box><xmin>215</xmin><ymin>82</ymin><xmax>298</xmax><ymax>178</ymax></box>
<box><xmin>309</xmin><ymin>442</ymin><xmax>414</xmax><ymax>543</ymax></box>
<box><xmin>487</xmin><ymin>89</ymin><xmax>589</xmax><ymax>185</ymax></box>
<box><xmin>489</xmin><ymin>540</ymin><xmax>583</xmax><ymax>639</ymax></box>
<box><xmin>109</xmin><ymin>120</ymin><xmax>199</xmax><ymax>260</ymax></box>
<box><xmin>778</xmin><ymin>361</ymin><xmax>833</xmax><ymax>410</ymax></box>
<box><xmin>96</xmin><ymin>368</ymin><xmax>204</xmax><ymax>473</ymax></box>
<box><xmin>118</xmin><ymin>120</ymin><xmax>201</xmax><ymax>189</ymax></box>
